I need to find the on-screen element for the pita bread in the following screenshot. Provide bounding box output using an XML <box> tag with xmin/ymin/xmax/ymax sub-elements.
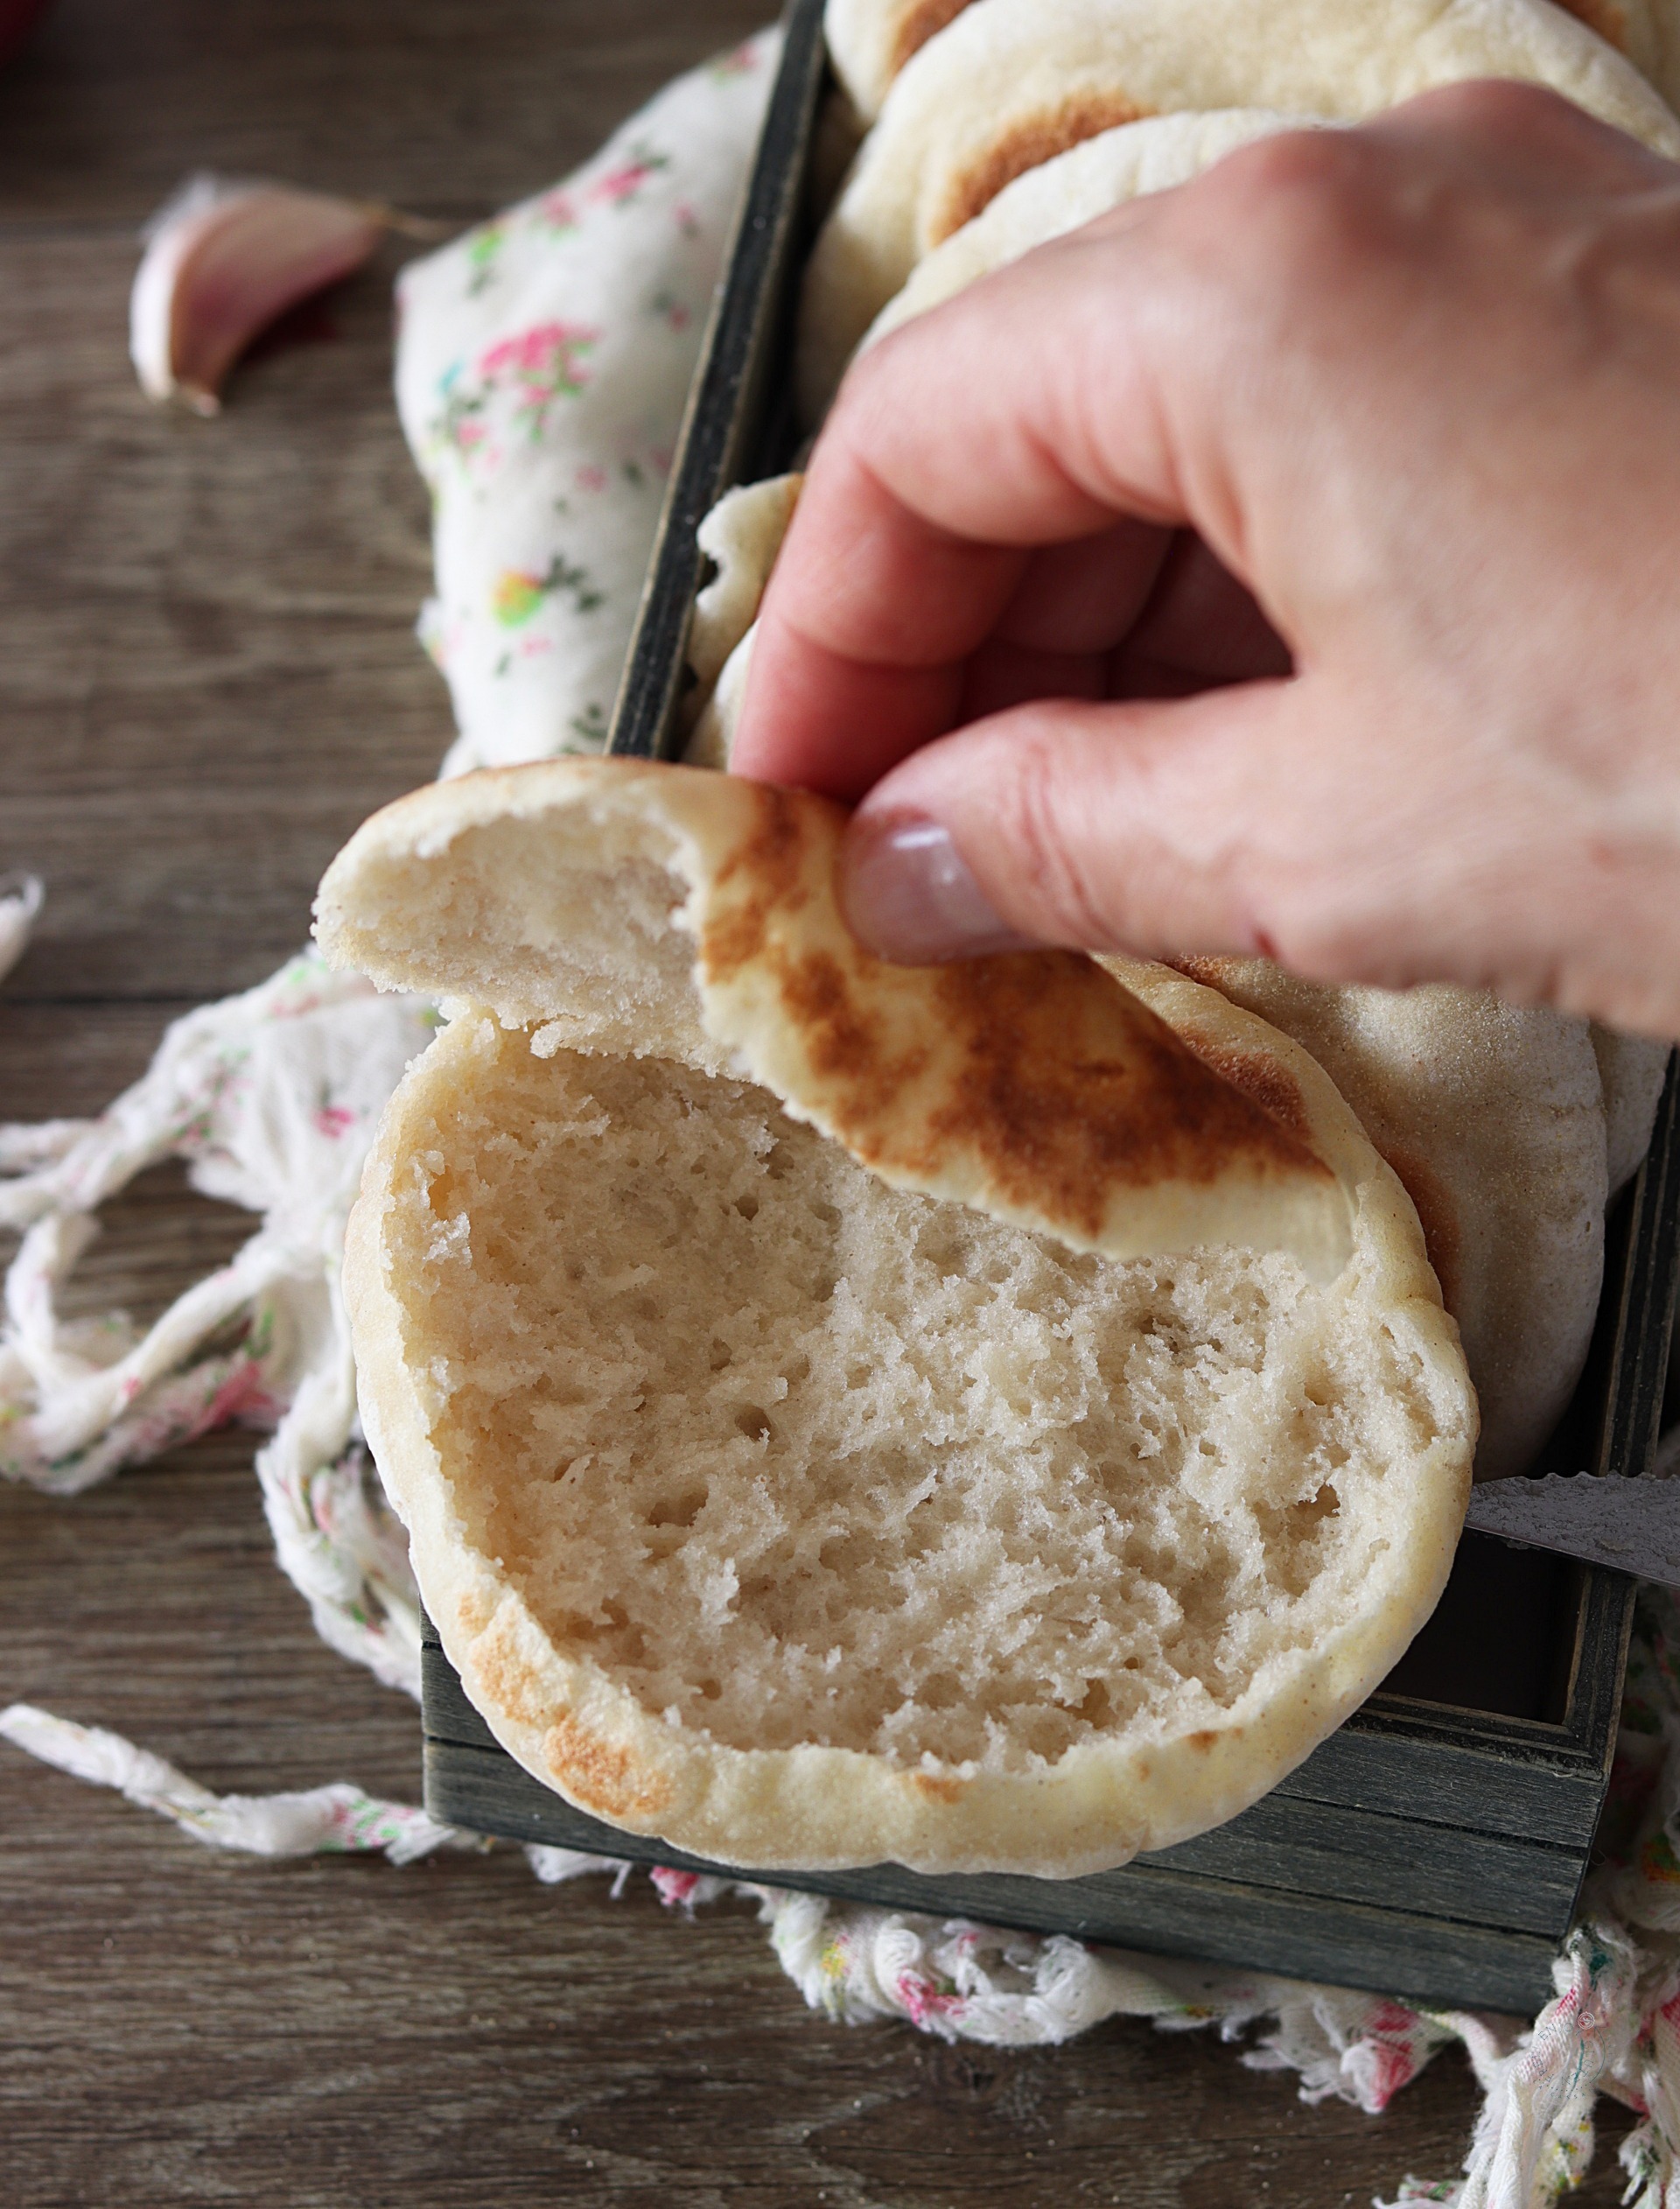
<box><xmin>1591</xmin><ymin>1022</ymin><xmax>1671</xmax><ymax>1196</ymax></box>
<box><xmin>318</xmin><ymin>761</ymin><xmax>1354</xmax><ymax>1281</ymax></box>
<box><xmin>1173</xmin><ymin>964</ymin><xmax>1612</xmax><ymax>1482</ymax></box>
<box><xmin>683</xmin><ymin>474</ymin><xmax>802</xmax><ymax>734</ymax></box>
<box><xmin>691</xmin><ymin>486</ymin><xmax>1648</xmax><ymax>1479</ymax></box>
<box><xmin>798</xmin><ymin>0</ymin><xmax>1680</xmax><ymax>422</ymax></box>
<box><xmin>827</xmin><ymin>0</ymin><xmax>978</xmax><ymax>120</ymax></box>
<box><xmin>830</xmin><ymin>0</ymin><xmax>1680</xmax><ymax>119</ymax></box>
<box><xmin>319</xmin><ymin>771</ymin><xmax>1473</xmax><ymax>1876</ymax></box>
<box><xmin>860</xmin><ymin>110</ymin><xmax>1312</xmax><ymax>369</ymax></box>
<box><xmin>1551</xmin><ymin>0</ymin><xmax>1680</xmax><ymax>109</ymax></box>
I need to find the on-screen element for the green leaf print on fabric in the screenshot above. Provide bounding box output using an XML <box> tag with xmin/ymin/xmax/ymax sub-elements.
<box><xmin>492</xmin><ymin>552</ymin><xmax>606</xmax><ymax>630</ymax></box>
<box><xmin>465</xmin><ymin>221</ymin><xmax>507</xmax><ymax>298</ymax></box>
<box><xmin>568</xmin><ymin>702</ymin><xmax>608</xmax><ymax>749</ymax></box>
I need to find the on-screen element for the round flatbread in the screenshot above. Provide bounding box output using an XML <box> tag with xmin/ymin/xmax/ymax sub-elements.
<box><xmin>689</xmin><ymin>482</ymin><xmax>1638</xmax><ymax>1481</ymax></box>
<box><xmin>860</xmin><ymin>109</ymin><xmax>1312</xmax><ymax>363</ymax></box>
<box><xmin>1174</xmin><ymin>962</ymin><xmax>1612</xmax><ymax>1482</ymax></box>
<box><xmin>830</xmin><ymin>0</ymin><xmax>1680</xmax><ymax>118</ymax></box>
<box><xmin>318</xmin><ymin>764</ymin><xmax>1474</xmax><ymax>1876</ymax></box>
<box><xmin>798</xmin><ymin>0</ymin><xmax>1680</xmax><ymax>421</ymax></box>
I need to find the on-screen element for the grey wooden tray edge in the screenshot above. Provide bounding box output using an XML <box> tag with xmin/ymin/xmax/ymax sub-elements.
<box><xmin>421</xmin><ymin>1724</ymin><xmax>1558</xmax><ymax>2015</ymax></box>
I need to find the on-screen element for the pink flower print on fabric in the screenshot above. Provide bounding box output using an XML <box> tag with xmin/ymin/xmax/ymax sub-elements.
<box><xmin>651</xmin><ymin>1867</ymin><xmax>701</xmax><ymax>1908</ymax></box>
<box><xmin>477</xmin><ymin>320</ymin><xmax>598</xmax><ymax>441</ymax></box>
<box><xmin>588</xmin><ymin>140</ymin><xmax>671</xmax><ymax>209</ymax></box>
<box><xmin>535</xmin><ymin>189</ymin><xmax>579</xmax><ymax>235</ymax></box>
<box><xmin>895</xmin><ymin>1969</ymin><xmax>963</xmax><ymax>2031</ymax></box>
<box><xmin>709</xmin><ymin>39</ymin><xmax>763</xmax><ymax>79</ymax></box>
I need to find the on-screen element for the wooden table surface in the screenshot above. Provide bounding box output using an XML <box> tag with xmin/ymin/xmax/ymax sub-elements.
<box><xmin>0</xmin><ymin>4</ymin><xmax>1638</xmax><ymax>2202</ymax></box>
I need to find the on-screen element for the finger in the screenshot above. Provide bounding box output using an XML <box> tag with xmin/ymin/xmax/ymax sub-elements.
<box><xmin>1110</xmin><ymin>533</ymin><xmax>1292</xmax><ymax>698</ymax></box>
<box><xmin>993</xmin><ymin>521</ymin><xmax>1173</xmax><ymax>655</ymax></box>
<box><xmin>732</xmin><ymin>216</ymin><xmax>1208</xmax><ymax>794</ymax></box>
<box><xmin>836</xmin><ymin>675</ymin><xmax>1508</xmax><ymax>992</ymax></box>
<box><xmin>960</xmin><ymin>638</ymin><xmax>1109</xmax><ymax>722</ymax></box>
<box><xmin>838</xmin><ymin>689</ymin><xmax>1305</xmax><ymax>967</ymax></box>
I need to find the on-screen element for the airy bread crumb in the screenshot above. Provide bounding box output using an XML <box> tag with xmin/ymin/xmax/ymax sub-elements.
<box><xmin>390</xmin><ymin>1017</ymin><xmax>1448</xmax><ymax>1777</ymax></box>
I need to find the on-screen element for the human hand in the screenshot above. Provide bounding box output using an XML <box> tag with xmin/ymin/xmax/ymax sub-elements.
<box><xmin>730</xmin><ymin>82</ymin><xmax>1680</xmax><ymax>1038</ymax></box>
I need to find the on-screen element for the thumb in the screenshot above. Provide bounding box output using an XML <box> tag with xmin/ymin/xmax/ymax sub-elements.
<box><xmin>836</xmin><ymin>682</ymin><xmax>1384</xmax><ymax>976</ymax></box>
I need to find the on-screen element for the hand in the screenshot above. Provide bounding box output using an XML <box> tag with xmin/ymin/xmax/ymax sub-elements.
<box><xmin>730</xmin><ymin>82</ymin><xmax>1680</xmax><ymax>1038</ymax></box>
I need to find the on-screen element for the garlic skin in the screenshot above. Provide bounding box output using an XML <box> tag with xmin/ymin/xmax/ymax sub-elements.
<box><xmin>130</xmin><ymin>175</ymin><xmax>387</xmax><ymax>415</ymax></box>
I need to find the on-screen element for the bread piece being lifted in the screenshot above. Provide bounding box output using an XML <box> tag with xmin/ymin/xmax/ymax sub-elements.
<box><xmin>317</xmin><ymin>760</ymin><xmax>1474</xmax><ymax>1877</ymax></box>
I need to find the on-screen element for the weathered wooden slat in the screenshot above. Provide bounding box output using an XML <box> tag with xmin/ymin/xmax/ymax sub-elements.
<box><xmin>424</xmin><ymin>1734</ymin><xmax>1561</xmax><ymax>2015</ymax></box>
<box><xmin>420</xmin><ymin>1642</ymin><xmax>1582</xmax><ymax>1939</ymax></box>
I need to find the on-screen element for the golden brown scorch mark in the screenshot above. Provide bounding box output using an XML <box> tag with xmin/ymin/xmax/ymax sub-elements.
<box><xmin>914</xmin><ymin>956</ymin><xmax>1334</xmax><ymax>1228</ymax></box>
<box><xmin>1378</xmin><ymin>1140</ymin><xmax>1462</xmax><ymax>1316</ymax></box>
<box><xmin>543</xmin><ymin>1711</ymin><xmax>673</xmax><ymax>1823</ymax></box>
<box><xmin>703</xmin><ymin>788</ymin><xmax>1333</xmax><ymax>1236</ymax></box>
<box><xmin>704</xmin><ymin>782</ymin><xmax>824</xmax><ymax>978</ymax></box>
<box><xmin>889</xmin><ymin>0</ymin><xmax>975</xmax><ymax>79</ymax></box>
<box><xmin>935</xmin><ymin>92</ymin><xmax>1153</xmax><ymax>243</ymax></box>
<box><xmin>910</xmin><ymin>1771</ymin><xmax>969</xmax><ymax>1803</ymax></box>
<box><xmin>1176</xmin><ymin>1038</ymin><xmax>1313</xmax><ymax>1144</ymax></box>
<box><xmin>1554</xmin><ymin>0</ymin><xmax>1630</xmax><ymax>51</ymax></box>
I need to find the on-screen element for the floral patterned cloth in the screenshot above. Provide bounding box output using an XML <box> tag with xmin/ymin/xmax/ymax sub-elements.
<box><xmin>396</xmin><ymin>34</ymin><xmax>779</xmax><ymax>778</ymax></box>
<box><xmin>5</xmin><ymin>32</ymin><xmax>1680</xmax><ymax>2209</ymax></box>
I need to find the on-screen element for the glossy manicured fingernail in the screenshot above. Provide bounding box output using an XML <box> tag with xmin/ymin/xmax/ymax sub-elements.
<box><xmin>839</xmin><ymin>812</ymin><xmax>1040</xmax><ymax>964</ymax></box>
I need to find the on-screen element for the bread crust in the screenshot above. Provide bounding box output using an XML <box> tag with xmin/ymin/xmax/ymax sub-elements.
<box><xmin>346</xmin><ymin>971</ymin><xmax>1472</xmax><ymax>1876</ymax></box>
<box><xmin>797</xmin><ymin>0</ymin><xmax>1680</xmax><ymax>422</ymax></box>
<box><xmin>325</xmin><ymin>764</ymin><xmax>1474</xmax><ymax>1877</ymax></box>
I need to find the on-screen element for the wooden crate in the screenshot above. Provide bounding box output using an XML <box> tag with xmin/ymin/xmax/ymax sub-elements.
<box><xmin>420</xmin><ymin>0</ymin><xmax>1680</xmax><ymax>2016</ymax></box>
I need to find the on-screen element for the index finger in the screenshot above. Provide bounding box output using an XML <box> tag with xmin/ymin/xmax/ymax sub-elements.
<box><xmin>729</xmin><ymin>214</ymin><xmax>1194</xmax><ymax>799</ymax></box>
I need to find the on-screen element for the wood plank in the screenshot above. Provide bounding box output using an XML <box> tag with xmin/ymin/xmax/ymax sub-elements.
<box><xmin>0</xmin><ymin>0</ymin><xmax>769</xmax><ymax>226</ymax></box>
<box><xmin>424</xmin><ymin>1735</ymin><xmax>1562</xmax><ymax>2016</ymax></box>
<box><xmin>0</xmin><ymin>221</ymin><xmax>448</xmax><ymax>1000</ymax></box>
<box><xmin>421</xmin><ymin>1639</ymin><xmax>1585</xmax><ymax>1939</ymax></box>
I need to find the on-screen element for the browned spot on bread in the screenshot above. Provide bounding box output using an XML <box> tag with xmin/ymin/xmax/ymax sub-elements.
<box><xmin>456</xmin><ymin>1589</ymin><xmax>494</xmax><ymax>1638</ymax></box>
<box><xmin>469</xmin><ymin>1630</ymin><xmax>551</xmax><ymax>1731</ymax></box>
<box><xmin>705</xmin><ymin>784</ymin><xmax>817</xmax><ymax>978</ymax></box>
<box><xmin>764</xmin><ymin>949</ymin><xmax>1333</xmax><ymax>1235</ymax></box>
<box><xmin>1553</xmin><ymin>0</ymin><xmax>1629</xmax><ymax>51</ymax></box>
<box><xmin>1177</xmin><ymin>1037</ymin><xmax>1313</xmax><ymax>1144</ymax></box>
<box><xmin>915</xmin><ymin>957</ymin><xmax>1333</xmax><ymax>1231</ymax></box>
<box><xmin>1379</xmin><ymin>1141</ymin><xmax>1462</xmax><ymax>1316</ymax></box>
<box><xmin>774</xmin><ymin>945</ymin><xmax>934</xmax><ymax>1097</ymax></box>
<box><xmin>543</xmin><ymin>1711</ymin><xmax>672</xmax><ymax>1822</ymax></box>
<box><xmin>934</xmin><ymin>92</ymin><xmax>1153</xmax><ymax>242</ymax></box>
<box><xmin>1187</xmin><ymin>1729</ymin><xmax>1220</xmax><ymax>1751</ymax></box>
<box><xmin>910</xmin><ymin>1771</ymin><xmax>968</xmax><ymax>1802</ymax></box>
<box><xmin>889</xmin><ymin>0</ymin><xmax>975</xmax><ymax>78</ymax></box>
<box><xmin>1168</xmin><ymin>956</ymin><xmax>1238</xmax><ymax>992</ymax></box>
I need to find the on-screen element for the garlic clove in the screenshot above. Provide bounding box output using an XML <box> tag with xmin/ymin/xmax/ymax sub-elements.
<box><xmin>130</xmin><ymin>174</ymin><xmax>387</xmax><ymax>415</ymax></box>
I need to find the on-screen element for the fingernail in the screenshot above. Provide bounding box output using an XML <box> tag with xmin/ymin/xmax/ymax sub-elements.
<box><xmin>839</xmin><ymin>811</ymin><xmax>1040</xmax><ymax>964</ymax></box>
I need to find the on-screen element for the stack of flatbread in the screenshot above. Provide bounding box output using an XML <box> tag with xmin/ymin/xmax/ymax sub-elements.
<box><xmin>319</xmin><ymin>762</ymin><xmax>1473</xmax><ymax>1875</ymax></box>
<box><xmin>696</xmin><ymin>0</ymin><xmax>1677</xmax><ymax>1482</ymax></box>
<box><xmin>316</xmin><ymin>0</ymin><xmax>1674</xmax><ymax>1880</ymax></box>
